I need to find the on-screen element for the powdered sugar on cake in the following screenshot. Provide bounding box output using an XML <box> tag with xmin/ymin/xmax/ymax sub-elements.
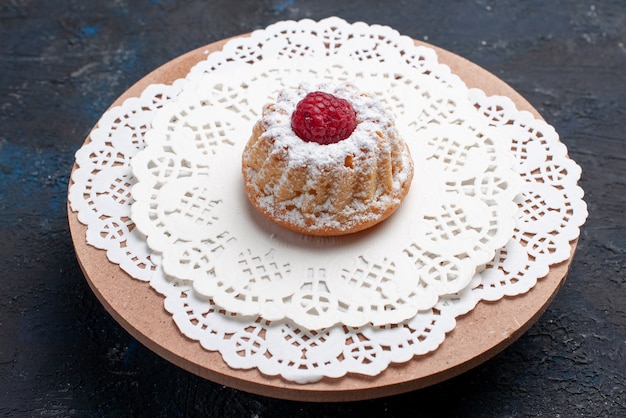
<box><xmin>241</xmin><ymin>81</ymin><xmax>414</xmax><ymax>235</ymax></box>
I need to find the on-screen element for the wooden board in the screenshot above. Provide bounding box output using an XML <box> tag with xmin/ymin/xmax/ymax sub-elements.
<box><xmin>67</xmin><ymin>36</ymin><xmax>579</xmax><ymax>402</ymax></box>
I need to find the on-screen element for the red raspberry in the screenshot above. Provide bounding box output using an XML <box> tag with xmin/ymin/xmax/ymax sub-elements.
<box><xmin>291</xmin><ymin>91</ymin><xmax>357</xmax><ymax>145</ymax></box>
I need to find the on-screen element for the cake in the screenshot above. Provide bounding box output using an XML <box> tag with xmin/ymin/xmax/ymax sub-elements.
<box><xmin>241</xmin><ymin>82</ymin><xmax>414</xmax><ymax>236</ymax></box>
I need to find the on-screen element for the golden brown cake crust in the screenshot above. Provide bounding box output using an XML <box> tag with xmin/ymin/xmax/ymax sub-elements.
<box><xmin>241</xmin><ymin>82</ymin><xmax>414</xmax><ymax>236</ymax></box>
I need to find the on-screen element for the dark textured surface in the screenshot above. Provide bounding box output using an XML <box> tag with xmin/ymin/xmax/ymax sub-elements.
<box><xmin>1</xmin><ymin>0</ymin><xmax>624</xmax><ymax>416</ymax></box>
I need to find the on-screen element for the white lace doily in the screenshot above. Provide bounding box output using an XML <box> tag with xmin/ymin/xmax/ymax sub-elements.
<box><xmin>68</xmin><ymin>17</ymin><xmax>587</xmax><ymax>383</ymax></box>
<box><xmin>129</xmin><ymin>57</ymin><xmax>521</xmax><ymax>329</ymax></box>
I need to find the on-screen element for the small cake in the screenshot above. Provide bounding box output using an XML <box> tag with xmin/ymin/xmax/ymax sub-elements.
<box><xmin>241</xmin><ymin>82</ymin><xmax>414</xmax><ymax>236</ymax></box>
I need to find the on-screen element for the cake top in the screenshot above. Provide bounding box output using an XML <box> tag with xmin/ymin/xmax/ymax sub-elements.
<box><xmin>259</xmin><ymin>82</ymin><xmax>404</xmax><ymax>174</ymax></box>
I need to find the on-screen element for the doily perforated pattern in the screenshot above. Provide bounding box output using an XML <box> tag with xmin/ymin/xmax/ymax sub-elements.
<box><xmin>130</xmin><ymin>58</ymin><xmax>521</xmax><ymax>329</ymax></box>
<box><xmin>69</xmin><ymin>17</ymin><xmax>587</xmax><ymax>383</ymax></box>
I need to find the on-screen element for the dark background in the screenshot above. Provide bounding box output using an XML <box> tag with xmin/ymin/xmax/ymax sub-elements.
<box><xmin>1</xmin><ymin>0</ymin><xmax>625</xmax><ymax>416</ymax></box>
